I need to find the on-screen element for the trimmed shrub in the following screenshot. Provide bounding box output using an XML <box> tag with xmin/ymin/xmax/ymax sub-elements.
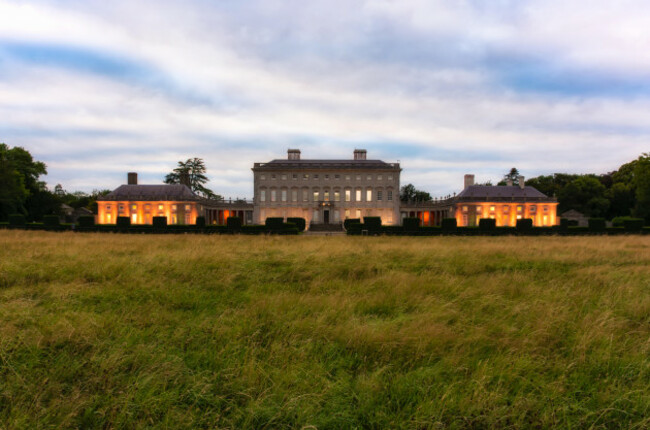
<box><xmin>227</xmin><ymin>216</ymin><xmax>242</xmax><ymax>230</ymax></box>
<box><xmin>381</xmin><ymin>225</ymin><xmax>404</xmax><ymax>235</ymax></box>
<box><xmin>116</xmin><ymin>216</ymin><xmax>131</xmax><ymax>228</ymax></box>
<box><xmin>265</xmin><ymin>217</ymin><xmax>284</xmax><ymax>230</ymax></box>
<box><xmin>623</xmin><ymin>218</ymin><xmax>644</xmax><ymax>232</ymax></box>
<box><xmin>195</xmin><ymin>216</ymin><xmax>206</xmax><ymax>227</ymax></box>
<box><xmin>559</xmin><ymin>218</ymin><xmax>571</xmax><ymax>231</ymax></box>
<box><xmin>43</xmin><ymin>215</ymin><xmax>60</xmax><ymax>227</ymax></box>
<box><xmin>240</xmin><ymin>225</ymin><xmax>266</xmax><ymax>235</ymax></box>
<box><xmin>287</xmin><ymin>217</ymin><xmax>306</xmax><ymax>232</ymax></box>
<box><xmin>516</xmin><ymin>218</ymin><xmax>533</xmax><ymax>232</ymax></box>
<box><xmin>346</xmin><ymin>222</ymin><xmax>363</xmax><ymax>235</ymax></box>
<box><xmin>363</xmin><ymin>216</ymin><xmax>382</xmax><ymax>231</ymax></box>
<box><xmin>152</xmin><ymin>216</ymin><xmax>167</xmax><ymax>228</ymax></box>
<box><xmin>478</xmin><ymin>218</ymin><xmax>496</xmax><ymax>232</ymax></box>
<box><xmin>77</xmin><ymin>216</ymin><xmax>95</xmax><ymax>227</ymax></box>
<box><xmin>9</xmin><ymin>214</ymin><xmax>26</xmax><ymax>227</ymax></box>
<box><xmin>403</xmin><ymin>217</ymin><xmax>420</xmax><ymax>232</ymax></box>
<box><xmin>204</xmin><ymin>225</ymin><xmax>228</xmax><ymax>234</ymax></box>
<box><xmin>344</xmin><ymin>218</ymin><xmax>361</xmax><ymax>230</ymax></box>
<box><xmin>588</xmin><ymin>218</ymin><xmax>606</xmax><ymax>232</ymax></box>
<box><xmin>441</xmin><ymin>218</ymin><xmax>457</xmax><ymax>233</ymax></box>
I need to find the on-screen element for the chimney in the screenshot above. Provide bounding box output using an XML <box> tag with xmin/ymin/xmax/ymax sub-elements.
<box><xmin>464</xmin><ymin>174</ymin><xmax>475</xmax><ymax>189</ymax></box>
<box><xmin>179</xmin><ymin>172</ymin><xmax>190</xmax><ymax>187</ymax></box>
<box><xmin>506</xmin><ymin>179</ymin><xmax>513</xmax><ymax>187</ymax></box>
<box><xmin>288</xmin><ymin>149</ymin><xmax>301</xmax><ymax>160</ymax></box>
<box><xmin>127</xmin><ymin>172</ymin><xmax>138</xmax><ymax>185</ymax></box>
<box><xmin>354</xmin><ymin>149</ymin><xmax>367</xmax><ymax>160</ymax></box>
<box><xmin>518</xmin><ymin>175</ymin><xmax>525</xmax><ymax>189</ymax></box>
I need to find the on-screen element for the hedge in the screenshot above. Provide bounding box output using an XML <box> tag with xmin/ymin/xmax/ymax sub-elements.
<box><xmin>624</xmin><ymin>218</ymin><xmax>644</xmax><ymax>232</ymax></box>
<box><xmin>403</xmin><ymin>217</ymin><xmax>420</xmax><ymax>232</ymax></box>
<box><xmin>116</xmin><ymin>216</ymin><xmax>131</xmax><ymax>228</ymax></box>
<box><xmin>344</xmin><ymin>218</ymin><xmax>361</xmax><ymax>230</ymax></box>
<box><xmin>588</xmin><ymin>218</ymin><xmax>606</xmax><ymax>232</ymax></box>
<box><xmin>516</xmin><ymin>218</ymin><xmax>533</xmax><ymax>232</ymax></box>
<box><xmin>43</xmin><ymin>215</ymin><xmax>60</xmax><ymax>227</ymax></box>
<box><xmin>9</xmin><ymin>214</ymin><xmax>26</xmax><ymax>226</ymax></box>
<box><xmin>363</xmin><ymin>216</ymin><xmax>382</xmax><ymax>231</ymax></box>
<box><xmin>287</xmin><ymin>217</ymin><xmax>306</xmax><ymax>232</ymax></box>
<box><xmin>227</xmin><ymin>216</ymin><xmax>242</xmax><ymax>230</ymax></box>
<box><xmin>152</xmin><ymin>216</ymin><xmax>167</xmax><ymax>228</ymax></box>
<box><xmin>478</xmin><ymin>218</ymin><xmax>496</xmax><ymax>232</ymax></box>
<box><xmin>265</xmin><ymin>217</ymin><xmax>285</xmax><ymax>230</ymax></box>
<box><xmin>441</xmin><ymin>218</ymin><xmax>457</xmax><ymax>233</ymax></box>
<box><xmin>195</xmin><ymin>216</ymin><xmax>206</xmax><ymax>227</ymax></box>
<box><xmin>77</xmin><ymin>216</ymin><xmax>95</xmax><ymax>227</ymax></box>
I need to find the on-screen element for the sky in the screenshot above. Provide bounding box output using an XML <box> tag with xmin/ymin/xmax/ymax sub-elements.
<box><xmin>0</xmin><ymin>0</ymin><xmax>648</xmax><ymax>199</ymax></box>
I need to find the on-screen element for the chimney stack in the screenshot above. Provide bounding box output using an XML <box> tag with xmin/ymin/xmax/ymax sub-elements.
<box><xmin>518</xmin><ymin>175</ymin><xmax>525</xmax><ymax>189</ymax></box>
<box><xmin>287</xmin><ymin>149</ymin><xmax>301</xmax><ymax>160</ymax></box>
<box><xmin>354</xmin><ymin>149</ymin><xmax>367</xmax><ymax>160</ymax></box>
<box><xmin>180</xmin><ymin>172</ymin><xmax>190</xmax><ymax>187</ymax></box>
<box><xmin>506</xmin><ymin>179</ymin><xmax>513</xmax><ymax>187</ymax></box>
<box><xmin>464</xmin><ymin>174</ymin><xmax>475</xmax><ymax>189</ymax></box>
<box><xmin>127</xmin><ymin>172</ymin><xmax>138</xmax><ymax>185</ymax></box>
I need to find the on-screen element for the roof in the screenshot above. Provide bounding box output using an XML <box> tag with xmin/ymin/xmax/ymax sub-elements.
<box><xmin>456</xmin><ymin>185</ymin><xmax>555</xmax><ymax>201</ymax></box>
<box><xmin>561</xmin><ymin>209</ymin><xmax>586</xmax><ymax>218</ymax></box>
<box><xmin>98</xmin><ymin>184</ymin><xmax>199</xmax><ymax>201</ymax></box>
<box><xmin>253</xmin><ymin>159</ymin><xmax>400</xmax><ymax>170</ymax></box>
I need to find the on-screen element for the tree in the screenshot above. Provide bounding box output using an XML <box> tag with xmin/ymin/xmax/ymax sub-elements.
<box><xmin>557</xmin><ymin>176</ymin><xmax>609</xmax><ymax>216</ymax></box>
<box><xmin>633</xmin><ymin>153</ymin><xmax>650</xmax><ymax>221</ymax></box>
<box><xmin>497</xmin><ymin>167</ymin><xmax>521</xmax><ymax>186</ymax></box>
<box><xmin>400</xmin><ymin>184</ymin><xmax>432</xmax><ymax>203</ymax></box>
<box><xmin>0</xmin><ymin>143</ymin><xmax>49</xmax><ymax>221</ymax></box>
<box><xmin>164</xmin><ymin>158</ymin><xmax>221</xmax><ymax>199</ymax></box>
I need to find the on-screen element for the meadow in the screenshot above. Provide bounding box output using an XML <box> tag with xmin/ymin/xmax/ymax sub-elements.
<box><xmin>0</xmin><ymin>231</ymin><xmax>648</xmax><ymax>429</ymax></box>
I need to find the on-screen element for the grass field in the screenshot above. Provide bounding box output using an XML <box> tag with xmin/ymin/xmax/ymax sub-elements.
<box><xmin>0</xmin><ymin>231</ymin><xmax>649</xmax><ymax>429</ymax></box>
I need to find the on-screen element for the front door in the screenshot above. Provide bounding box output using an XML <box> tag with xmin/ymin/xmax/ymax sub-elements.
<box><xmin>324</xmin><ymin>210</ymin><xmax>330</xmax><ymax>224</ymax></box>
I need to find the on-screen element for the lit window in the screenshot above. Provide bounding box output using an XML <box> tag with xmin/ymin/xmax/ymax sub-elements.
<box><xmin>324</xmin><ymin>191</ymin><xmax>330</xmax><ymax>201</ymax></box>
<box><xmin>477</xmin><ymin>206</ymin><xmax>482</xmax><ymax>213</ymax></box>
<box><xmin>345</xmin><ymin>190</ymin><xmax>351</xmax><ymax>202</ymax></box>
<box><xmin>387</xmin><ymin>191</ymin><xmax>393</xmax><ymax>201</ymax></box>
<box><xmin>106</xmin><ymin>213</ymin><xmax>112</xmax><ymax>222</ymax></box>
<box><xmin>281</xmin><ymin>190</ymin><xmax>287</xmax><ymax>202</ymax></box>
<box><xmin>543</xmin><ymin>215</ymin><xmax>548</xmax><ymax>225</ymax></box>
<box><xmin>378</xmin><ymin>175</ymin><xmax>383</xmax><ymax>180</ymax></box>
<box><xmin>303</xmin><ymin>174</ymin><xmax>309</xmax><ymax>180</ymax></box>
<box><xmin>366</xmin><ymin>189</ymin><xmax>372</xmax><ymax>201</ymax></box>
<box><xmin>292</xmin><ymin>190</ymin><xmax>297</xmax><ymax>201</ymax></box>
<box><xmin>185</xmin><ymin>205</ymin><xmax>191</xmax><ymax>211</ymax></box>
<box><xmin>334</xmin><ymin>191</ymin><xmax>340</xmax><ymax>201</ymax></box>
<box><xmin>517</xmin><ymin>206</ymin><xmax>523</xmax><ymax>212</ymax></box>
<box><xmin>281</xmin><ymin>174</ymin><xmax>287</xmax><ymax>180</ymax></box>
<box><xmin>260</xmin><ymin>190</ymin><xmax>266</xmax><ymax>202</ymax></box>
<box><xmin>356</xmin><ymin>209</ymin><xmax>361</xmax><ymax>218</ymax></box>
<box><xmin>171</xmin><ymin>205</ymin><xmax>177</xmax><ymax>211</ymax></box>
<box><xmin>271</xmin><ymin>190</ymin><xmax>276</xmax><ymax>202</ymax></box>
<box><xmin>517</xmin><ymin>215</ymin><xmax>522</xmax><ymax>220</ymax></box>
<box><xmin>462</xmin><ymin>206</ymin><xmax>468</xmax><ymax>212</ymax></box>
<box><xmin>131</xmin><ymin>204</ymin><xmax>137</xmax><ymax>210</ymax></box>
<box><xmin>345</xmin><ymin>209</ymin><xmax>350</xmax><ymax>218</ymax></box>
<box><xmin>377</xmin><ymin>191</ymin><xmax>383</xmax><ymax>201</ymax></box>
<box><xmin>144</xmin><ymin>204</ymin><xmax>151</xmax><ymax>211</ymax></box>
<box><xmin>131</xmin><ymin>213</ymin><xmax>137</xmax><ymax>223</ymax></box>
<box><xmin>503</xmin><ymin>206</ymin><xmax>509</xmax><ymax>212</ymax></box>
<box><xmin>490</xmin><ymin>206</ymin><xmax>495</xmax><ymax>212</ymax></box>
<box><xmin>490</xmin><ymin>215</ymin><xmax>495</xmax><ymax>219</ymax></box>
<box><xmin>355</xmin><ymin>189</ymin><xmax>361</xmax><ymax>201</ymax></box>
<box><xmin>313</xmin><ymin>191</ymin><xmax>319</xmax><ymax>201</ymax></box>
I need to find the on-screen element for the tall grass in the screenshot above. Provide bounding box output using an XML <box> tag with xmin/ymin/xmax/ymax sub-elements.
<box><xmin>0</xmin><ymin>231</ymin><xmax>649</xmax><ymax>428</ymax></box>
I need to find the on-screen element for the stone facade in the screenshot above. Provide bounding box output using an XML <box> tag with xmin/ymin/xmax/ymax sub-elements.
<box><xmin>252</xmin><ymin>149</ymin><xmax>401</xmax><ymax>226</ymax></box>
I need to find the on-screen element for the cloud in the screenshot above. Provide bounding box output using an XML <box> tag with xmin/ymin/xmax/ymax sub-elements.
<box><xmin>0</xmin><ymin>0</ymin><xmax>648</xmax><ymax>198</ymax></box>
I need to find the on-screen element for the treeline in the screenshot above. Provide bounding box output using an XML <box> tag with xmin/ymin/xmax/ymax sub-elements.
<box><xmin>524</xmin><ymin>153</ymin><xmax>650</xmax><ymax>221</ymax></box>
<box><xmin>0</xmin><ymin>143</ymin><xmax>109</xmax><ymax>222</ymax></box>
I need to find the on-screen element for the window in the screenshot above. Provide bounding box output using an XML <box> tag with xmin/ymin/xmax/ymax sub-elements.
<box><xmin>345</xmin><ymin>175</ymin><xmax>351</xmax><ymax>181</ymax></box>
<box><xmin>281</xmin><ymin>174</ymin><xmax>287</xmax><ymax>180</ymax></box>
<box><xmin>292</xmin><ymin>174</ymin><xmax>297</xmax><ymax>180</ymax></box>
<box><xmin>303</xmin><ymin>174</ymin><xmax>309</xmax><ymax>180</ymax></box>
<box><xmin>503</xmin><ymin>206</ymin><xmax>510</xmax><ymax>212</ymax></box>
<box><xmin>388</xmin><ymin>175</ymin><xmax>393</xmax><ymax>181</ymax></box>
<box><xmin>367</xmin><ymin>175</ymin><xmax>372</xmax><ymax>181</ymax></box>
<box><xmin>334</xmin><ymin>191</ymin><xmax>340</xmax><ymax>202</ymax></box>
<box><xmin>185</xmin><ymin>213</ymin><xmax>191</xmax><ymax>224</ymax></box>
<box><xmin>334</xmin><ymin>210</ymin><xmax>340</xmax><ymax>221</ymax></box>
<box><xmin>260</xmin><ymin>174</ymin><xmax>266</xmax><ymax>180</ymax></box>
<box><xmin>314</xmin><ymin>174</ymin><xmax>319</xmax><ymax>179</ymax></box>
<box><xmin>271</xmin><ymin>190</ymin><xmax>276</xmax><ymax>202</ymax></box>
<box><xmin>345</xmin><ymin>189</ymin><xmax>351</xmax><ymax>202</ymax></box>
<box><xmin>356</xmin><ymin>209</ymin><xmax>361</xmax><ymax>218</ymax></box>
<box><xmin>366</xmin><ymin>189</ymin><xmax>372</xmax><ymax>201</ymax></box>
<box><xmin>462</xmin><ymin>206</ymin><xmax>468</xmax><ymax>212</ymax></box>
<box><xmin>106</xmin><ymin>213</ymin><xmax>112</xmax><ymax>223</ymax></box>
<box><xmin>490</xmin><ymin>206</ymin><xmax>495</xmax><ymax>212</ymax></box>
<box><xmin>324</xmin><ymin>174</ymin><xmax>329</xmax><ymax>180</ymax></box>
<box><xmin>356</xmin><ymin>175</ymin><xmax>361</xmax><ymax>181</ymax></box>
<box><xmin>477</xmin><ymin>206</ymin><xmax>482</xmax><ymax>213</ymax></box>
<box><xmin>131</xmin><ymin>204</ymin><xmax>137</xmax><ymax>210</ymax></box>
<box><xmin>543</xmin><ymin>206</ymin><xmax>549</xmax><ymax>213</ymax></box>
<box><xmin>292</xmin><ymin>190</ymin><xmax>297</xmax><ymax>201</ymax></box>
<box><xmin>281</xmin><ymin>190</ymin><xmax>287</xmax><ymax>202</ymax></box>
<box><xmin>106</xmin><ymin>205</ymin><xmax>111</xmax><ymax>210</ymax></box>
<box><xmin>185</xmin><ymin>205</ymin><xmax>191</xmax><ymax>211</ymax></box>
<box><xmin>313</xmin><ymin>210</ymin><xmax>319</xmax><ymax>222</ymax></box>
<box><xmin>324</xmin><ymin>191</ymin><xmax>330</xmax><ymax>201</ymax></box>
<box><xmin>171</xmin><ymin>205</ymin><xmax>177</xmax><ymax>211</ymax></box>
<box><xmin>271</xmin><ymin>174</ymin><xmax>276</xmax><ymax>180</ymax></box>
<box><xmin>303</xmin><ymin>190</ymin><xmax>309</xmax><ymax>202</ymax></box>
<box><xmin>517</xmin><ymin>215</ymin><xmax>522</xmax><ymax>220</ymax></box>
<box><xmin>313</xmin><ymin>191</ymin><xmax>319</xmax><ymax>201</ymax></box>
<box><xmin>355</xmin><ymin>189</ymin><xmax>361</xmax><ymax>201</ymax></box>
<box><xmin>335</xmin><ymin>174</ymin><xmax>340</xmax><ymax>180</ymax></box>
<box><xmin>260</xmin><ymin>190</ymin><xmax>266</xmax><ymax>202</ymax></box>
<box><xmin>377</xmin><ymin>190</ymin><xmax>383</xmax><ymax>201</ymax></box>
<box><xmin>530</xmin><ymin>205</ymin><xmax>536</xmax><ymax>213</ymax></box>
<box><xmin>345</xmin><ymin>209</ymin><xmax>350</xmax><ymax>218</ymax></box>
<box><xmin>378</xmin><ymin>175</ymin><xmax>383</xmax><ymax>180</ymax></box>
<box><xmin>517</xmin><ymin>206</ymin><xmax>523</xmax><ymax>213</ymax></box>
<box><xmin>387</xmin><ymin>190</ymin><xmax>393</xmax><ymax>201</ymax></box>
<box><xmin>131</xmin><ymin>213</ymin><xmax>137</xmax><ymax>223</ymax></box>
<box><xmin>543</xmin><ymin>215</ymin><xmax>548</xmax><ymax>225</ymax></box>
<box><xmin>144</xmin><ymin>204</ymin><xmax>151</xmax><ymax>211</ymax></box>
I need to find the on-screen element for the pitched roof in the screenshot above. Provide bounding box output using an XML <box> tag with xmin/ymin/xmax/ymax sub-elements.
<box><xmin>254</xmin><ymin>159</ymin><xmax>400</xmax><ymax>170</ymax></box>
<box><xmin>98</xmin><ymin>184</ymin><xmax>198</xmax><ymax>201</ymax></box>
<box><xmin>456</xmin><ymin>185</ymin><xmax>554</xmax><ymax>201</ymax></box>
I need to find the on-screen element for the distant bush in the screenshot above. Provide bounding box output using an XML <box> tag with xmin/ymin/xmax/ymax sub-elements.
<box><xmin>43</xmin><ymin>215</ymin><xmax>60</xmax><ymax>227</ymax></box>
<box><xmin>478</xmin><ymin>218</ymin><xmax>496</xmax><ymax>232</ymax></box>
<box><xmin>195</xmin><ymin>216</ymin><xmax>206</xmax><ymax>227</ymax></box>
<box><xmin>265</xmin><ymin>217</ymin><xmax>284</xmax><ymax>230</ymax></box>
<box><xmin>363</xmin><ymin>217</ymin><xmax>382</xmax><ymax>231</ymax></box>
<box><xmin>623</xmin><ymin>218</ymin><xmax>644</xmax><ymax>232</ymax></box>
<box><xmin>227</xmin><ymin>217</ymin><xmax>242</xmax><ymax>231</ymax></box>
<box><xmin>516</xmin><ymin>218</ymin><xmax>533</xmax><ymax>231</ymax></box>
<box><xmin>9</xmin><ymin>214</ymin><xmax>26</xmax><ymax>226</ymax></box>
<box><xmin>77</xmin><ymin>216</ymin><xmax>95</xmax><ymax>227</ymax></box>
<box><xmin>344</xmin><ymin>218</ymin><xmax>361</xmax><ymax>230</ymax></box>
<box><xmin>403</xmin><ymin>217</ymin><xmax>420</xmax><ymax>232</ymax></box>
<box><xmin>441</xmin><ymin>218</ymin><xmax>457</xmax><ymax>233</ymax></box>
<box><xmin>287</xmin><ymin>217</ymin><xmax>306</xmax><ymax>232</ymax></box>
<box><xmin>240</xmin><ymin>225</ymin><xmax>266</xmax><ymax>235</ymax></box>
<box><xmin>116</xmin><ymin>217</ymin><xmax>131</xmax><ymax>228</ymax></box>
<box><xmin>588</xmin><ymin>218</ymin><xmax>606</xmax><ymax>232</ymax></box>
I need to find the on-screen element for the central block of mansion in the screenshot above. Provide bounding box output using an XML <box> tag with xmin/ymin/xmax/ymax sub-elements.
<box><xmin>97</xmin><ymin>148</ymin><xmax>559</xmax><ymax>228</ymax></box>
<box><xmin>252</xmin><ymin>149</ymin><xmax>401</xmax><ymax>225</ymax></box>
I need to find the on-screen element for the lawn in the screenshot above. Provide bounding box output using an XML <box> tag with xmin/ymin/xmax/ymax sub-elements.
<box><xmin>0</xmin><ymin>231</ymin><xmax>648</xmax><ymax>429</ymax></box>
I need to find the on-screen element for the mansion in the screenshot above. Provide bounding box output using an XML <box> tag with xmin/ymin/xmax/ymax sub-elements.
<box><xmin>97</xmin><ymin>149</ymin><xmax>558</xmax><ymax>228</ymax></box>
